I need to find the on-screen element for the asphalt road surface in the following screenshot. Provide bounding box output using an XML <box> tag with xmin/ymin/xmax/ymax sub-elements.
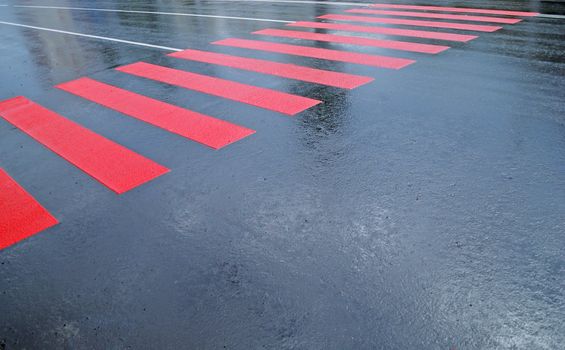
<box><xmin>0</xmin><ymin>0</ymin><xmax>564</xmax><ymax>349</ymax></box>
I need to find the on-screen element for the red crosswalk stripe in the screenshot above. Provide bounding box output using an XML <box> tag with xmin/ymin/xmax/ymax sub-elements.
<box><xmin>0</xmin><ymin>96</ymin><xmax>169</xmax><ymax>194</ymax></box>
<box><xmin>253</xmin><ymin>28</ymin><xmax>449</xmax><ymax>54</ymax></box>
<box><xmin>0</xmin><ymin>168</ymin><xmax>58</xmax><ymax>250</ymax></box>
<box><xmin>318</xmin><ymin>14</ymin><xmax>502</xmax><ymax>32</ymax></box>
<box><xmin>287</xmin><ymin>21</ymin><xmax>478</xmax><ymax>42</ymax></box>
<box><xmin>116</xmin><ymin>62</ymin><xmax>321</xmax><ymax>115</ymax></box>
<box><xmin>56</xmin><ymin>78</ymin><xmax>255</xmax><ymax>149</ymax></box>
<box><xmin>213</xmin><ymin>38</ymin><xmax>415</xmax><ymax>69</ymax></box>
<box><xmin>346</xmin><ymin>9</ymin><xmax>522</xmax><ymax>24</ymax></box>
<box><xmin>369</xmin><ymin>3</ymin><xmax>539</xmax><ymax>17</ymax></box>
<box><xmin>168</xmin><ymin>49</ymin><xmax>373</xmax><ymax>89</ymax></box>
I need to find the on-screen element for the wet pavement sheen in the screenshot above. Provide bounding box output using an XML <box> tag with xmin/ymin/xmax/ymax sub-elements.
<box><xmin>0</xmin><ymin>0</ymin><xmax>564</xmax><ymax>349</ymax></box>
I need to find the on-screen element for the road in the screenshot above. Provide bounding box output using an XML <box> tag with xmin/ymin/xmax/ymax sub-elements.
<box><xmin>0</xmin><ymin>0</ymin><xmax>564</xmax><ymax>349</ymax></box>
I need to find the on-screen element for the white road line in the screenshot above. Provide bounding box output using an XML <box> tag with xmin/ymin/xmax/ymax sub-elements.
<box><xmin>12</xmin><ymin>5</ymin><xmax>294</xmax><ymax>23</ymax></box>
<box><xmin>537</xmin><ymin>14</ymin><xmax>565</xmax><ymax>19</ymax></box>
<box><xmin>0</xmin><ymin>20</ymin><xmax>184</xmax><ymax>51</ymax></box>
<box><xmin>7</xmin><ymin>3</ymin><xmax>560</xmax><ymax>21</ymax></box>
<box><xmin>224</xmin><ymin>0</ymin><xmax>370</xmax><ymax>6</ymax></box>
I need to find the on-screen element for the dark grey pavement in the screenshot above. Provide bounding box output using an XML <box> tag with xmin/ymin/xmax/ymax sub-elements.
<box><xmin>0</xmin><ymin>0</ymin><xmax>564</xmax><ymax>349</ymax></box>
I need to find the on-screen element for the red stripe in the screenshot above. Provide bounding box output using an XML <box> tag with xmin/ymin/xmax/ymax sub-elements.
<box><xmin>346</xmin><ymin>9</ymin><xmax>521</xmax><ymax>24</ymax></box>
<box><xmin>117</xmin><ymin>62</ymin><xmax>320</xmax><ymax>116</ymax></box>
<box><xmin>318</xmin><ymin>14</ymin><xmax>502</xmax><ymax>32</ymax></box>
<box><xmin>0</xmin><ymin>97</ymin><xmax>169</xmax><ymax>194</ymax></box>
<box><xmin>168</xmin><ymin>49</ymin><xmax>373</xmax><ymax>89</ymax></box>
<box><xmin>0</xmin><ymin>168</ymin><xmax>58</xmax><ymax>250</ymax></box>
<box><xmin>288</xmin><ymin>21</ymin><xmax>478</xmax><ymax>42</ymax></box>
<box><xmin>56</xmin><ymin>78</ymin><xmax>255</xmax><ymax>149</ymax></box>
<box><xmin>213</xmin><ymin>38</ymin><xmax>415</xmax><ymax>69</ymax></box>
<box><xmin>369</xmin><ymin>4</ymin><xmax>539</xmax><ymax>17</ymax></box>
<box><xmin>253</xmin><ymin>28</ymin><xmax>449</xmax><ymax>54</ymax></box>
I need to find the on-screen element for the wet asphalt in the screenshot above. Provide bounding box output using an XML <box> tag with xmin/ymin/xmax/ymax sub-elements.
<box><xmin>0</xmin><ymin>0</ymin><xmax>564</xmax><ymax>349</ymax></box>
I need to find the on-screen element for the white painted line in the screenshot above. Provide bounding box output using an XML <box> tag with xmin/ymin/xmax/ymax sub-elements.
<box><xmin>12</xmin><ymin>5</ymin><xmax>294</xmax><ymax>23</ymax></box>
<box><xmin>537</xmin><ymin>14</ymin><xmax>565</xmax><ymax>19</ymax></box>
<box><xmin>225</xmin><ymin>0</ymin><xmax>370</xmax><ymax>6</ymax></box>
<box><xmin>0</xmin><ymin>20</ymin><xmax>184</xmax><ymax>51</ymax></box>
